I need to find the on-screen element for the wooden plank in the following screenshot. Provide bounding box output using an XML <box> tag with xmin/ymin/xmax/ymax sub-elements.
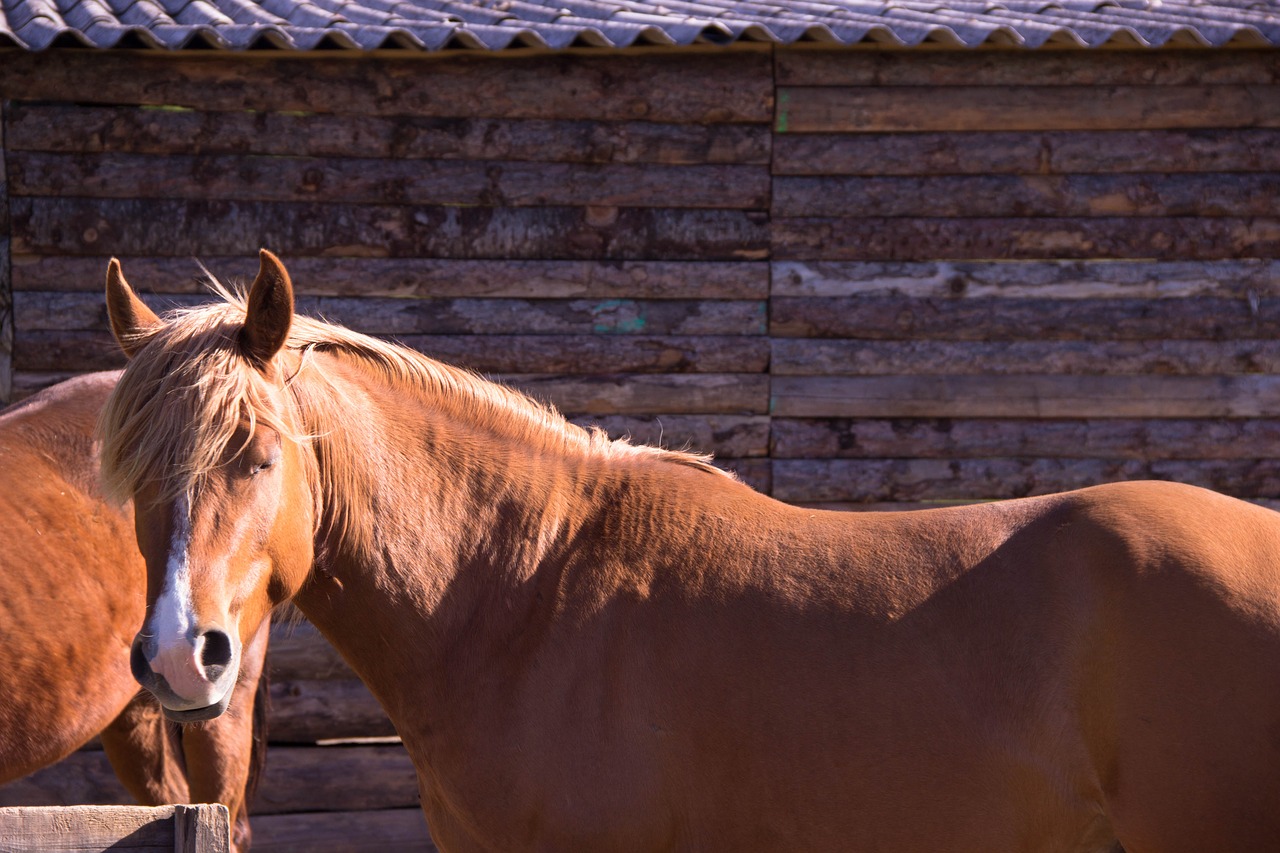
<box><xmin>771</xmin><ymin>417</ymin><xmax>1280</xmax><ymax>461</ymax></box>
<box><xmin>770</xmin><ymin>295</ymin><xmax>1280</xmax><ymax>341</ymax></box>
<box><xmin>250</xmin><ymin>808</ymin><xmax>435</xmax><ymax>853</ymax></box>
<box><xmin>268</xmin><ymin>678</ymin><xmax>396</xmax><ymax>744</ymax></box>
<box><xmin>771</xmin><ymin>457</ymin><xmax>1280</xmax><ymax>504</ymax></box>
<box><xmin>774</xmin><ymin>48</ymin><xmax>1280</xmax><ymax>87</ymax></box>
<box><xmin>770</xmin><ymin>375</ymin><xmax>1280</xmax><ymax>419</ymax></box>
<box><xmin>772</xmin><ymin>173</ymin><xmax>1280</xmax><ymax>218</ymax></box>
<box><xmin>6</xmin><ymin>103</ymin><xmax>771</xmax><ymax>164</ymax></box>
<box><xmin>268</xmin><ymin>621</ymin><xmax>353</xmax><ymax>681</ymax></box>
<box><xmin>772</xmin><ymin>129</ymin><xmax>1280</xmax><ymax>176</ymax></box>
<box><xmin>714</xmin><ymin>458</ymin><xmax>771</xmax><ymax>494</ymax></box>
<box><xmin>770</xmin><ymin>260</ymin><xmax>1280</xmax><ymax>299</ymax></box>
<box><xmin>175</xmin><ymin>804</ymin><xmax>230</xmax><ymax>853</ymax></box>
<box><xmin>14</xmin><ymin>255</ymin><xmax>770</xmax><ymax>299</ymax></box>
<box><xmin>771</xmin><ymin>216</ymin><xmax>1280</xmax><ymax>261</ymax></box>
<box><xmin>10</xmin><ymin>371</ymin><xmax>76</xmax><ymax>400</ymax></box>
<box><xmin>13</xmin><ymin>331</ymin><xmax>125</xmax><ymax>372</ymax></box>
<box><xmin>775</xmin><ymin>85</ymin><xmax>1280</xmax><ymax>133</ymax></box>
<box><xmin>10</xmin><ymin>152</ymin><xmax>770</xmax><ymax>210</ymax></box>
<box><xmin>770</xmin><ymin>339</ymin><xmax>1280</xmax><ymax>377</ymax></box>
<box><xmin>0</xmin><ymin>50</ymin><xmax>773</xmax><ymax>123</ymax></box>
<box><xmin>501</xmin><ymin>374</ymin><xmax>769</xmax><ymax>415</ymax></box>
<box><xmin>251</xmin><ymin>746</ymin><xmax>418</xmax><ymax>815</ymax></box>
<box><xmin>15</xmin><ymin>291</ymin><xmax>766</xmax><ymax>336</ymax></box>
<box><xmin>0</xmin><ymin>753</ymin><xmax>132</xmax><ymax>808</ymax></box>
<box><xmin>0</xmin><ymin>805</ymin><xmax>226</xmax><ymax>852</ymax></box>
<box><xmin>12</xmin><ymin>198</ymin><xmax>770</xmax><ymax>261</ymax></box>
<box><xmin>569</xmin><ymin>414</ymin><xmax>770</xmax><ymax>458</ymax></box>
<box><xmin>402</xmin><ymin>335</ymin><xmax>770</xmax><ymax>375</ymax></box>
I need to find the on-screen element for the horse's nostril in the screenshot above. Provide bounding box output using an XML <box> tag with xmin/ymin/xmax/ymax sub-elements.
<box><xmin>200</xmin><ymin>630</ymin><xmax>233</xmax><ymax>669</ymax></box>
<box><xmin>129</xmin><ymin>638</ymin><xmax>151</xmax><ymax>683</ymax></box>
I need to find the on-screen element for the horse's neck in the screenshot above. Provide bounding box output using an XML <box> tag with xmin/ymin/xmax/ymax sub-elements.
<box><xmin>291</xmin><ymin>358</ymin><xmax>627</xmax><ymax>735</ymax></box>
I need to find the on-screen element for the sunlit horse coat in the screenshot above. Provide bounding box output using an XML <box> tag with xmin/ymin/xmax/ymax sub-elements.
<box><xmin>100</xmin><ymin>251</ymin><xmax>1280</xmax><ymax>852</ymax></box>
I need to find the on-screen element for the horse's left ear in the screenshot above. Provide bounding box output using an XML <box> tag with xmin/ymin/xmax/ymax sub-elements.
<box><xmin>241</xmin><ymin>249</ymin><xmax>294</xmax><ymax>366</ymax></box>
<box><xmin>105</xmin><ymin>258</ymin><xmax>162</xmax><ymax>359</ymax></box>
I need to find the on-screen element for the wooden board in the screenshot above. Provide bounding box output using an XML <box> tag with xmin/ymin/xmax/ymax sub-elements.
<box><xmin>569</xmin><ymin>414</ymin><xmax>770</xmax><ymax>458</ymax></box>
<box><xmin>771</xmin><ymin>417</ymin><xmax>1280</xmax><ymax>461</ymax></box>
<box><xmin>0</xmin><ymin>805</ymin><xmax>228</xmax><ymax>853</ymax></box>
<box><xmin>0</xmin><ymin>50</ymin><xmax>773</xmax><ymax>123</ymax></box>
<box><xmin>769</xmin><ymin>339</ymin><xmax>1280</xmax><ymax>377</ymax></box>
<box><xmin>773</xmin><ymin>48</ymin><xmax>1280</xmax><ymax>87</ymax></box>
<box><xmin>14</xmin><ymin>255</ymin><xmax>770</xmax><ymax>299</ymax></box>
<box><xmin>770</xmin><ymin>375</ymin><xmax>1280</xmax><ymax>419</ymax></box>
<box><xmin>775</xmin><ymin>85</ymin><xmax>1280</xmax><ymax>133</ymax></box>
<box><xmin>10</xmin><ymin>152</ymin><xmax>770</xmax><ymax>210</ymax></box>
<box><xmin>773</xmin><ymin>129</ymin><xmax>1280</xmax><ymax>176</ymax></box>
<box><xmin>769</xmin><ymin>260</ymin><xmax>1280</xmax><ymax>299</ymax></box>
<box><xmin>251</xmin><ymin>808</ymin><xmax>434</xmax><ymax>853</ymax></box>
<box><xmin>268</xmin><ymin>678</ymin><xmax>396</xmax><ymax>744</ymax></box>
<box><xmin>6</xmin><ymin>103</ymin><xmax>771</xmax><ymax>165</ymax></box>
<box><xmin>771</xmin><ymin>173</ymin><xmax>1280</xmax><ymax>218</ymax></box>
<box><xmin>771</xmin><ymin>216</ymin><xmax>1280</xmax><ymax>261</ymax></box>
<box><xmin>500</xmin><ymin>374</ymin><xmax>769</xmax><ymax>416</ymax></box>
<box><xmin>770</xmin><ymin>295</ymin><xmax>1280</xmax><ymax>340</ymax></box>
<box><xmin>12</xmin><ymin>198</ymin><xmax>771</xmax><ymax>260</ymax></box>
<box><xmin>771</xmin><ymin>457</ymin><xmax>1280</xmax><ymax>504</ymax></box>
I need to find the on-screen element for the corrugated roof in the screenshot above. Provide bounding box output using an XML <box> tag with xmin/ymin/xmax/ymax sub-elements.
<box><xmin>1</xmin><ymin>0</ymin><xmax>1277</xmax><ymax>51</ymax></box>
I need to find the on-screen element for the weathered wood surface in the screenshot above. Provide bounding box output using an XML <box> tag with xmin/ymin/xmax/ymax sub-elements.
<box><xmin>771</xmin><ymin>418</ymin><xmax>1280</xmax><ymax>460</ymax></box>
<box><xmin>0</xmin><ymin>805</ymin><xmax>229</xmax><ymax>853</ymax></box>
<box><xmin>771</xmin><ymin>375</ymin><xmax>1280</xmax><ymax>419</ymax></box>
<box><xmin>772</xmin><ymin>457</ymin><xmax>1280</xmax><ymax>504</ymax></box>
<box><xmin>7</xmin><ymin>103</ymin><xmax>771</xmax><ymax>164</ymax></box>
<box><xmin>501</xmin><ymin>374</ymin><xmax>769</xmax><ymax>415</ymax></box>
<box><xmin>251</xmin><ymin>808</ymin><xmax>434</xmax><ymax>853</ymax></box>
<box><xmin>10</xmin><ymin>152</ymin><xmax>771</xmax><ymax>210</ymax></box>
<box><xmin>0</xmin><ymin>50</ymin><xmax>774</xmax><ymax>123</ymax></box>
<box><xmin>12</xmin><ymin>198</ymin><xmax>771</xmax><ymax>260</ymax></box>
<box><xmin>251</xmin><ymin>747</ymin><xmax>419</xmax><ymax>814</ymax></box>
<box><xmin>772</xmin><ymin>173</ymin><xmax>1280</xmax><ymax>218</ymax></box>
<box><xmin>268</xmin><ymin>678</ymin><xmax>396</xmax><ymax>743</ymax></box>
<box><xmin>772</xmin><ymin>216</ymin><xmax>1280</xmax><ymax>261</ymax></box>
<box><xmin>16</xmin><ymin>291</ymin><xmax>767</xmax><ymax>336</ymax></box>
<box><xmin>773</xmin><ymin>129</ymin><xmax>1280</xmax><ymax>176</ymax></box>
<box><xmin>770</xmin><ymin>339</ymin><xmax>1280</xmax><ymax>377</ymax></box>
<box><xmin>775</xmin><ymin>85</ymin><xmax>1280</xmax><ymax>133</ymax></box>
<box><xmin>770</xmin><ymin>260</ymin><xmax>1280</xmax><ymax>299</ymax></box>
<box><xmin>569</xmin><ymin>414</ymin><xmax>770</xmax><ymax>459</ymax></box>
<box><xmin>14</xmin><ymin>255</ymin><xmax>770</xmax><ymax>299</ymax></box>
<box><xmin>774</xmin><ymin>48</ymin><xmax>1280</xmax><ymax>87</ymax></box>
<box><xmin>771</xmin><ymin>295</ymin><xmax>1280</xmax><ymax>340</ymax></box>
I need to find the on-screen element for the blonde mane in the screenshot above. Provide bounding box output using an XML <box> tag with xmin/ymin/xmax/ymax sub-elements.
<box><xmin>99</xmin><ymin>282</ymin><xmax>729</xmax><ymax>506</ymax></box>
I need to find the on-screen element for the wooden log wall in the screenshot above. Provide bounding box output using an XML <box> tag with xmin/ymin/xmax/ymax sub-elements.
<box><xmin>1</xmin><ymin>43</ymin><xmax>1279</xmax><ymax>850</ymax></box>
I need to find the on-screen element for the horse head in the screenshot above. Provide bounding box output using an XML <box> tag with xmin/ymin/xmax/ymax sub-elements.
<box><xmin>102</xmin><ymin>251</ymin><xmax>315</xmax><ymax>722</ymax></box>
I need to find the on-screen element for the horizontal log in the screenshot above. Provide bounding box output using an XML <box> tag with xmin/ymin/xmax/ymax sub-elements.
<box><xmin>772</xmin><ymin>129</ymin><xmax>1280</xmax><ymax>176</ymax></box>
<box><xmin>15</xmin><ymin>330</ymin><xmax>778</xmax><ymax>376</ymax></box>
<box><xmin>771</xmin><ymin>418</ymin><xmax>1280</xmax><ymax>461</ymax></box>
<box><xmin>502</xmin><ymin>374</ymin><xmax>768</xmax><ymax>416</ymax></box>
<box><xmin>0</xmin><ymin>805</ymin><xmax>226</xmax><ymax>853</ymax></box>
<box><xmin>790</xmin><ymin>498</ymin><xmax>1280</xmax><ymax>514</ymax></box>
<box><xmin>251</xmin><ymin>808</ymin><xmax>434</xmax><ymax>853</ymax></box>
<box><xmin>771</xmin><ymin>216</ymin><xmax>1280</xmax><ymax>261</ymax></box>
<box><xmin>770</xmin><ymin>295</ymin><xmax>1280</xmax><ymax>341</ymax></box>
<box><xmin>770</xmin><ymin>260</ymin><xmax>1280</xmax><ymax>299</ymax></box>
<box><xmin>0</xmin><ymin>51</ymin><xmax>773</xmax><ymax>123</ymax></box>
<box><xmin>251</xmin><ymin>746</ymin><xmax>418</xmax><ymax>815</ymax></box>
<box><xmin>10</xmin><ymin>152</ymin><xmax>770</xmax><ymax>210</ymax></box>
<box><xmin>0</xmin><ymin>753</ymin><xmax>131</xmax><ymax>808</ymax></box>
<box><xmin>772</xmin><ymin>173</ymin><xmax>1280</xmax><ymax>218</ymax></box>
<box><xmin>15</xmin><ymin>292</ymin><xmax>766</xmax><ymax>336</ymax></box>
<box><xmin>769</xmin><ymin>339</ymin><xmax>1280</xmax><ymax>376</ymax></box>
<box><xmin>9</xmin><ymin>371</ymin><xmax>76</xmax><ymax>401</ymax></box>
<box><xmin>771</xmin><ymin>458</ymin><xmax>1280</xmax><ymax>504</ymax></box>
<box><xmin>568</xmin><ymin>414</ymin><xmax>770</xmax><ymax>458</ymax></box>
<box><xmin>771</xmin><ymin>375</ymin><xmax>1280</xmax><ymax>419</ymax></box>
<box><xmin>268</xmin><ymin>679</ymin><xmax>396</xmax><ymax>744</ymax></box>
<box><xmin>13</xmin><ymin>198</ymin><xmax>770</xmax><ymax>261</ymax></box>
<box><xmin>775</xmin><ymin>85</ymin><xmax>1280</xmax><ymax>133</ymax></box>
<box><xmin>774</xmin><ymin>48</ymin><xmax>1280</xmax><ymax>87</ymax></box>
<box><xmin>268</xmin><ymin>621</ymin><xmax>352</xmax><ymax>681</ymax></box>
<box><xmin>14</xmin><ymin>255</ymin><xmax>769</xmax><ymax>299</ymax></box>
<box><xmin>6</xmin><ymin>103</ymin><xmax>771</xmax><ymax>165</ymax></box>
<box><xmin>711</xmin><ymin>458</ymin><xmax>771</xmax><ymax>495</ymax></box>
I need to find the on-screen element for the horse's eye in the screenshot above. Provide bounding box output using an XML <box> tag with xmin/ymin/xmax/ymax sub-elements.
<box><xmin>249</xmin><ymin>457</ymin><xmax>277</xmax><ymax>476</ymax></box>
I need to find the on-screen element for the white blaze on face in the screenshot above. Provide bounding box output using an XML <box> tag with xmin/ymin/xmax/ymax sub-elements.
<box><xmin>148</xmin><ymin>492</ymin><xmax>220</xmax><ymax>706</ymax></box>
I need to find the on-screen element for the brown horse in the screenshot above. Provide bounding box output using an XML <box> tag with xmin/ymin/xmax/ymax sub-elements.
<box><xmin>100</xmin><ymin>250</ymin><xmax>1280</xmax><ymax>852</ymax></box>
<box><xmin>0</xmin><ymin>371</ymin><xmax>267</xmax><ymax>852</ymax></box>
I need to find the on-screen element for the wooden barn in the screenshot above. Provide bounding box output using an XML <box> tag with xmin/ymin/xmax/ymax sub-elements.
<box><xmin>0</xmin><ymin>0</ymin><xmax>1278</xmax><ymax>849</ymax></box>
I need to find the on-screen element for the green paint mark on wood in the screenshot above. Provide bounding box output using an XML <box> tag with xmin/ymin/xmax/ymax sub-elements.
<box><xmin>775</xmin><ymin>90</ymin><xmax>789</xmax><ymax>134</ymax></box>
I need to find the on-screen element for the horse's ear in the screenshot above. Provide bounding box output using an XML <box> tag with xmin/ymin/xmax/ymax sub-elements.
<box><xmin>105</xmin><ymin>258</ymin><xmax>161</xmax><ymax>359</ymax></box>
<box><xmin>241</xmin><ymin>249</ymin><xmax>294</xmax><ymax>366</ymax></box>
